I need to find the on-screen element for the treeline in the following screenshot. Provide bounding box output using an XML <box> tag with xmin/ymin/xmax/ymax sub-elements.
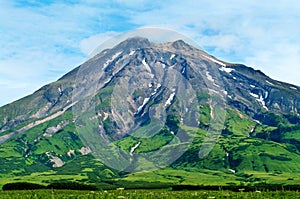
<box><xmin>3</xmin><ymin>181</ymin><xmax>300</xmax><ymax>192</ymax></box>
<box><xmin>2</xmin><ymin>182</ymin><xmax>97</xmax><ymax>191</ymax></box>
<box><xmin>172</xmin><ymin>184</ymin><xmax>300</xmax><ymax>192</ymax></box>
<box><xmin>2</xmin><ymin>181</ymin><xmax>170</xmax><ymax>191</ymax></box>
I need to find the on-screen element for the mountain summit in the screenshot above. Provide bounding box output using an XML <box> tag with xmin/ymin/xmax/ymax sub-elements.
<box><xmin>0</xmin><ymin>37</ymin><xmax>300</xmax><ymax>186</ymax></box>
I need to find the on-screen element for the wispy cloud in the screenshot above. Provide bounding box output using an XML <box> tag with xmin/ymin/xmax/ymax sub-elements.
<box><xmin>80</xmin><ymin>31</ymin><xmax>120</xmax><ymax>56</ymax></box>
<box><xmin>124</xmin><ymin>0</ymin><xmax>300</xmax><ymax>83</ymax></box>
<box><xmin>0</xmin><ymin>0</ymin><xmax>300</xmax><ymax>106</ymax></box>
<box><xmin>0</xmin><ymin>0</ymin><xmax>135</xmax><ymax>105</ymax></box>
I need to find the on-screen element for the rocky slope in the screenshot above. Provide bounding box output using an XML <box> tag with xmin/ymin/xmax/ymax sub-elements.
<box><xmin>0</xmin><ymin>37</ymin><xmax>299</xmax><ymax>186</ymax></box>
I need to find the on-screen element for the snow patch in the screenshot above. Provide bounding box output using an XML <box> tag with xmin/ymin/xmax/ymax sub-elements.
<box><xmin>113</xmin><ymin>63</ymin><xmax>127</xmax><ymax>76</ymax></box>
<box><xmin>130</xmin><ymin>142</ymin><xmax>141</xmax><ymax>156</ymax></box>
<box><xmin>256</xmin><ymin>95</ymin><xmax>268</xmax><ymax>111</ymax></box>
<box><xmin>155</xmin><ymin>83</ymin><xmax>161</xmax><ymax>91</ymax></box>
<box><xmin>104</xmin><ymin>77</ymin><xmax>112</xmax><ymax>85</ymax></box>
<box><xmin>208</xmin><ymin>88</ymin><xmax>219</xmax><ymax>95</ymax></box>
<box><xmin>264</xmin><ymin>91</ymin><xmax>269</xmax><ymax>99</ymax></box>
<box><xmin>290</xmin><ymin>86</ymin><xmax>297</xmax><ymax>90</ymax></box>
<box><xmin>181</xmin><ymin>67</ymin><xmax>186</xmax><ymax>74</ymax></box>
<box><xmin>165</xmin><ymin>93</ymin><xmax>176</xmax><ymax>107</ymax></box>
<box><xmin>151</xmin><ymin>84</ymin><xmax>161</xmax><ymax>96</ymax></box>
<box><xmin>219</xmin><ymin>67</ymin><xmax>234</xmax><ymax>73</ymax></box>
<box><xmin>136</xmin><ymin>98</ymin><xmax>150</xmax><ymax>114</ymax></box>
<box><xmin>253</xmin><ymin>119</ymin><xmax>261</xmax><ymax>124</ymax></box>
<box><xmin>202</xmin><ymin>55</ymin><xmax>226</xmax><ymax>67</ymax></box>
<box><xmin>142</xmin><ymin>58</ymin><xmax>152</xmax><ymax>73</ymax></box>
<box><xmin>103</xmin><ymin>51</ymin><xmax>122</xmax><ymax>70</ymax></box>
<box><xmin>213</xmin><ymin>83</ymin><xmax>220</xmax><ymax>88</ymax></box>
<box><xmin>206</xmin><ymin>71</ymin><xmax>214</xmax><ymax>82</ymax></box>
<box><xmin>58</xmin><ymin>87</ymin><xmax>62</xmax><ymax>95</ymax></box>
<box><xmin>266</xmin><ymin>80</ymin><xmax>274</xmax><ymax>86</ymax></box>
<box><xmin>170</xmin><ymin>54</ymin><xmax>176</xmax><ymax>60</ymax></box>
<box><xmin>250</xmin><ymin>92</ymin><xmax>259</xmax><ymax>98</ymax></box>
<box><xmin>129</xmin><ymin>50</ymin><xmax>135</xmax><ymax>56</ymax></box>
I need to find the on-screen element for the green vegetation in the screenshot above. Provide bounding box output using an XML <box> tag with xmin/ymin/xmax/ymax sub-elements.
<box><xmin>2</xmin><ymin>182</ymin><xmax>46</xmax><ymax>190</ymax></box>
<box><xmin>0</xmin><ymin>189</ymin><xmax>299</xmax><ymax>199</ymax></box>
<box><xmin>1</xmin><ymin>88</ymin><xmax>300</xmax><ymax>191</ymax></box>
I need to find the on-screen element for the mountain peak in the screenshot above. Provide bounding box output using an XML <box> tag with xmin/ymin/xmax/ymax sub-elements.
<box><xmin>116</xmin><ymin>36</ymin><xmax>151</xmax><ymax>49</ymax></box>
<box><xmin>114</xmin><ymin>37</ymin><xmax>195</xmax><ymax>52</ymax></box>
<box><xmin>172</xmin><ymin>39</ymin><xmax>192</xmax><ymax>49</ymax></box>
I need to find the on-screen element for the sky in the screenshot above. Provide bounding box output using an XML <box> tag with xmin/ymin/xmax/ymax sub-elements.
<box><xmin>0</xmin><ymin>0</ymin><xmax>300</xmax><ymax>106</ymax></box>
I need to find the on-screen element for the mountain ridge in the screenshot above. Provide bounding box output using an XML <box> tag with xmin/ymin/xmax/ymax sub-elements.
<box><xmin>1</xmin><ymin>37</ymin><xmax>299</xmax><ymax>147</ymax></box>
<box><xmin>0</xmin><ymin>37</ymin><xmax>300</xmax><ymax>187</ymax></box>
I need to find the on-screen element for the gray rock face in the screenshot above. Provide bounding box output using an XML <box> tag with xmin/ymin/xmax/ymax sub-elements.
<box><xmin>44</xmin><ymin>120</ymin><xmax>69</xmax><ymax>137</ymax></box>
<box><xmin>70</xmin><ymin>37</ymin><xmax>299</xmax><ymax>128</ymax></box>
<box><xmin>0</xmin><ymin>37</ymin><xmax>299</xmax><ymax>133</ymax></box>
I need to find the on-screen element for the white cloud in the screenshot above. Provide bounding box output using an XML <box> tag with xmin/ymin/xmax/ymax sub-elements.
<box><xmin>1</xmin><ymin>0</ymin><xmax>300</xmax><ymax>106</ymax></box>
<box><xmin>245</xmin><ymin>43</ymin><xmax>300</xmax><ymax>85</ymax></box>
<box><xmin>197</xmin><ymin>34</ymin><xmax>242</xmax><ymax>54</ymax></box>
<box><xmin>79</xmin><ymin>27</ymin><xmax>203</xmax><ymax>57</ymax></box>
<box><xmin>80</xmin><ymin>31</ymin><xmax>120</xmax><ymax>56</ymax></box>
<box><xmin>0</xmin><ymin>79</ymin><xmax>36</xmax><ymax>106</ymax></box>
<box><xmin>124</xmin><ymin>0</ymin><xmax>300</xmax><ymax>85</ymax></box>
<box><xmin>0</xmin><ymin>1</ymin><xmax>100</xmax><ymax>106</ymax></box>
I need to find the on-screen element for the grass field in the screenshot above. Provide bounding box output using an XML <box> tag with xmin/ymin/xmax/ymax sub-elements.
<box><xmin>0</xmin><ymin>172</ymin><xmax>89</xmax><ymax>188</ymax></box>
<box><xmin>1</xmin><ymin>189</ymin><xmax>299</xmax><ymax>199</ymax></box>
<box><xmin>1</xmin><ymin>168</ymin><xmax>300</xmax><ymax>190</ymax></box>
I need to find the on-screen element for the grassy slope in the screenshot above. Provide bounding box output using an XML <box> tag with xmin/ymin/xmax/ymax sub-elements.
<box><xmin>0</xmin><ymin>96</ymin><xmax>300</xmax><ymax>188</ymax></box>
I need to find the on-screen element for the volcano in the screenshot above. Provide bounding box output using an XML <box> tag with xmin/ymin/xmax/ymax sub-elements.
<box><xmin>0</xmin><ymin>37</ymin><xmax>300</xmax><ymax>187</ymax></box>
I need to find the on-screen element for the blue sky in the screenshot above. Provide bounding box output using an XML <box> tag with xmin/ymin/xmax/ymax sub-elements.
<box><xmin>0</xmin><ymin>0</ymin><xmax>300</xmax><ymax>106</ymax></box>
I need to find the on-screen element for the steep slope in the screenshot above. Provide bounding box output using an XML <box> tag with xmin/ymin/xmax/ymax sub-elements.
<box><xmin>0</xmin><ymin>37</ymin><xmax>300</xmax><ymax>187</ymax></box>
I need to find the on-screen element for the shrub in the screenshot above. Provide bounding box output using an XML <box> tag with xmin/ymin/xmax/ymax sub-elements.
<box><xmin>2</xmin><ymin>182</ymin><xmax>46</xmax><ymax>190</ymax></box>
<box><xmin>47</xmin><ymin>182</ymin><xmax>98</xmax><ymax>190</ymax></box>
